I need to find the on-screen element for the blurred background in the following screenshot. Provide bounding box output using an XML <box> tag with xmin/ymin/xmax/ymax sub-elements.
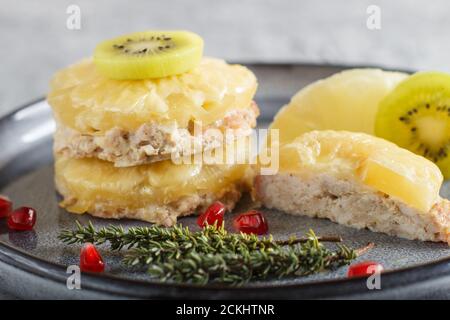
<box><xmin>1</xmin><ymin>0</ymin><xmax>449</xmax><ymax>116</ymax></box>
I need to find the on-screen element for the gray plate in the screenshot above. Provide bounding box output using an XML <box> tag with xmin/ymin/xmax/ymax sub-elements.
<box><xmin>1</xmin><ymin>64</ymin><xmax>450</xmax><ymax>299</ymax></box>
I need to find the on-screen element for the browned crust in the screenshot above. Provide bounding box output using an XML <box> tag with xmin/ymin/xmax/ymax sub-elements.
<box><xmin>430</xmin><ymin>199</ymin><xmax>450</xmax><ymax>244</ymax></box>
<box><xmin>56</xmin><ymin>180</ymin><xmax>246</xmax><ymax>226</ymax></box>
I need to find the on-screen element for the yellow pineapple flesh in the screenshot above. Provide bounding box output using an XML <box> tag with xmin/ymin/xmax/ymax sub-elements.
<box><xmin>47</xmin><ymin>58</ymin><xmax>257</xmax><ymax>134</ymax></box>
<box><xmin>55</xmin><ymin>153</ymin><xmax>251</xmax><ymax>215</ymax></box>
<box><xmin>269</xmin><ymin>69</ymin><xmax>407</xmax><ymax>146</ymax></box>
<box><xmin>277</xmin><ymin>131</ymin><xmax>443</xmax><ymax>212</ymax></box>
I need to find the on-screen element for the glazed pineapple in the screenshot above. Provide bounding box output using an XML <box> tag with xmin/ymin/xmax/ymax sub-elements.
<box><xmin>55</xmin><ymin>151</ymin><xmax>252</xmax><ymax>226</ymax></box>
<box><xmin>269</xmin><ymin>69</ymin><xmax>407</xmax><ymax>145</ymax></box>
<box><xmin>48</xmin><ymin>57</ymin><xmax>258</xmax><ymax>167</ymax></box>
<box><xmin>256</xmin><ymin>131</ymin><xmax>450</xmax><ymax>244</ymax></box>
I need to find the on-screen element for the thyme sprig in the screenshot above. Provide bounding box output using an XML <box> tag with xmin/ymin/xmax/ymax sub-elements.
<box><xmin>147</xmin><ymin>242</ymin><xmax>356</xmax><ymax>285</ymax></box>
<box><xmin>128</xmin><ymin>231</ymin><xmax>357</xmax><ymax>285</ymax></box>
<box><xmin>59</xmin><ymin>221</ymin><xmax>368</xmax><ymax>285</ymax></box>
<box><xmin>59</xmin><ymin>221</ymin><xmax>342</xmax><ymax>262</ymax></box>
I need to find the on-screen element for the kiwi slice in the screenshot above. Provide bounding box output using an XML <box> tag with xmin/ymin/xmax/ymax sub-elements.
<box><xmin>93</xmin><ymin>30</ymin><xmax>203</xmax><ymax>80</ymax></box>
<box><xmin>375</xmin><ymin>71</ymin><xmax>450</xmax><ymax>178</ymax></box>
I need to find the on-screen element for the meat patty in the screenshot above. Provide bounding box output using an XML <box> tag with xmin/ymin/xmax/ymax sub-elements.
<box><xmin>255</xmin><ymin>173</ymin><xmax>450</xmax><ymax>244</ymax></box>
<box><xmin>54</xmin><ymin>102</ymin><xmax>259</xmax><ymax>167</ymax></box>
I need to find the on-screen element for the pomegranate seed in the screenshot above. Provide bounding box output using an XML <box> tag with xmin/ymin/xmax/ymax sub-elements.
<box><xmin>197</xmin><ymin>201</ymin><xmax>226</xmax><ymax>228</ymax></box>
<box><xmin>347</xmin><ymin>261</ymin><xmax>384</xmax><ymax>278</ymax></box>
<box><xmin>80</xmin><ymin>243</ymin><xmax>105</xmax><ymax>273</ymax></box>
<box><xmin>7</xmin><ymin>206</ymin><xmax>36</xmax><ymax>231</ymax></box>
<box><xmin>233</xmin><ymin>210</ymin><xmax>268</xmax><ymax>235</ymax></box>
<box><xmin>0</xmin><ymin>196</ymin><xmax>12</xmax><ymax>218</ymax></box>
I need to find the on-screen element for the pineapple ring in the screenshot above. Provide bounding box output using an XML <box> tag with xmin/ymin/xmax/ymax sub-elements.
<box><xmin>268</xmin><ymin>69</ymin><xmax>407</xmax><ymax>146</ymax></box>
<box><xmin>275</xmin><ymin>130</ymin><xmax>443</xmax><ymax>212</ymax></box>
<box><xmin>54</xmin><ymin>154</ymin><xmax>251</xmax><ymax>224</ymax></box>
<box><xmin>47</xmin><ymin>58</ymin><xmax>257</xmax><ymax>134</ymax></box>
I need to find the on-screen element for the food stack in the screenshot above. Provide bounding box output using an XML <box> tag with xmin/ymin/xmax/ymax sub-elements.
<box><xmin>47</xmin><ymin>31</ymin><xmax>259</xmax><ymax>226</ymax></box>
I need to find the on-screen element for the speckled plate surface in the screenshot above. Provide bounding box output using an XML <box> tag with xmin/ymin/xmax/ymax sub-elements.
<box><xmin>1</xmin><ymin>64</ymin><xmax>450</xmax><ymax>299</ymax></box>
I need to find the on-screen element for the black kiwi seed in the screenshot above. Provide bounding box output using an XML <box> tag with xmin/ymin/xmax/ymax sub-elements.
<box><xmin>112</xmin><ymin>36</ymin><xmax>175</xmax><ymax>55</ymax></box>
<box><xmin>398</xmin><ymin>103</ymin><xmax>450</xmax><ymax>160</ymax></box>
<box><xmin>417</xmin><ymin>144</ymin><xmax>450</xmax><ymax>161</ymax></box>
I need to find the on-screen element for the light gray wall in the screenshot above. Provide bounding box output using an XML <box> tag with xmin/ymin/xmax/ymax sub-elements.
<box><xmin>1</xmin><ymin>0</ymin><xmax>449</xmax><ymax>115</ymax></box>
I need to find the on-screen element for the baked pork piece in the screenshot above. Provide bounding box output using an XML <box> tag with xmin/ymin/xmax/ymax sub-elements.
<box><xmin>255</xmin><ymin>131</ymin><xmax>450</xmax><ymax>244</ymax></box>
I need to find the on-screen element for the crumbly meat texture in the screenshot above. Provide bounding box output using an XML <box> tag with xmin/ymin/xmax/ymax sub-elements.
<box><xmin>54</xmin><ymin>103</ymin><xmax>259</xmax><ymax>167</ymax></box>
<box><xmin>56</xmin><ymin>181</ymin><xmax>244</xmax><ymax>227</ymax></box>
<box><xmin>255</xmin><ymin>173</ymin><xmax>450</xmax><ymax>244</ymax></box>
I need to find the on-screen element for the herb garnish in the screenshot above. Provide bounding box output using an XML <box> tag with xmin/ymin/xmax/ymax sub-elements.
<box><xmin>59</xmin><ymin>221</ymin><xmax>371</xmax><ymax>285</ymax></box>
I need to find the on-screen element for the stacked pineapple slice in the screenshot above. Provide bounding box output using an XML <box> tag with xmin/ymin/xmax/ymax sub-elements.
<box><xmin>49</xmin><ymin>31</ymin><xmax>257</xmax><ymax>226</ymax></box>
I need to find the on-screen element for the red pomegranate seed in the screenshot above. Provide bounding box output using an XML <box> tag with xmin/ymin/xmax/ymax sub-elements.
<box><xmin>233</xmin><ymin>210</ymin><xmax>268</xmax><ymax>235</ymax></box>
<box><xmin>7</xmin><ymin>206</ymin><xmax>36</xmax><ymax>231</ymax></box>
<box><xmin>347</xmin><ymin>261</ymin><xmax>384</xmax><ymax>278</ymax></box>
<box><xmin>80</xmin><ymin>243</ymin><xmax>105</xmax><ymax>273</ymax></box>
<box><xmin>197</xmin><ymin>201</ymin><xmax>226</xmax><ymax>228</ymax></box>
<box><xmin>0</xmin><ymin>196</ymin><xmax>12</xmax><ymax>218</ymax></box>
